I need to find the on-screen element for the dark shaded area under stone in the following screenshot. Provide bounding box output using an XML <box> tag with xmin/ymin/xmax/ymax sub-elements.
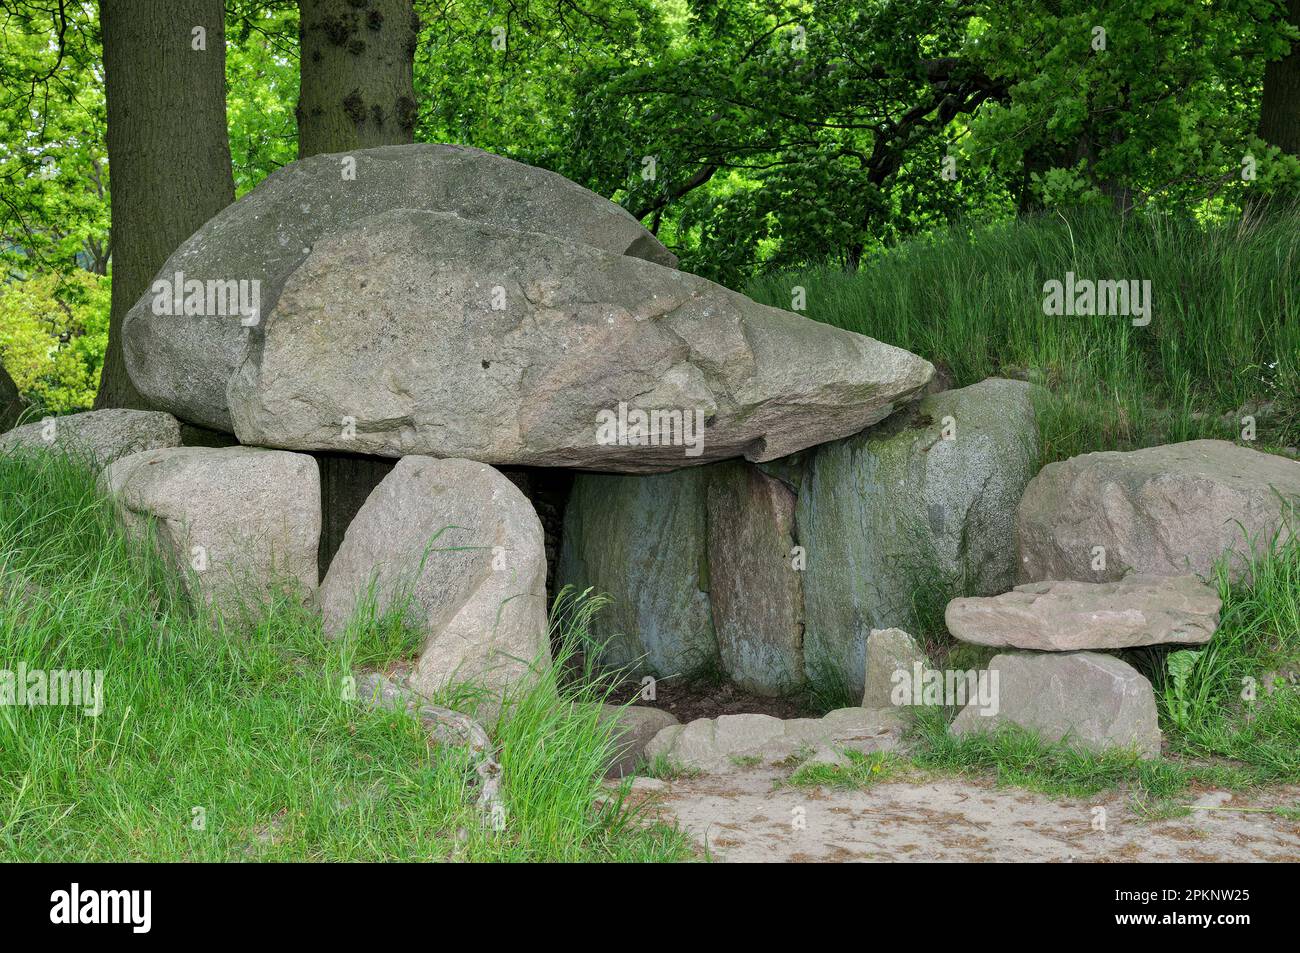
<box><xmin>315</xmin><ymin>451</ymin><xmax>397</xmax><ymax>577</ymax></box>
<box><xmin>609</xmin><ymin>673</ymin><xmax>821</xmax><ymax>723</ymax></box>
<box><xmin>179</xmin><ymin>423</ymin><xmax>240</xmax><ymax>448</ymax></box>
<box><xmin>499</xmin><ymin>465</ymin><xmax>574</xmax><ymax>603</ymax></box>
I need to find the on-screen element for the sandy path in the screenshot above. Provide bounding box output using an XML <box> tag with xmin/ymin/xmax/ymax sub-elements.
<box><xmin>632</xmin><ymin>769</ymin><xmax>1300</xmax><ymax>862</ymax></box>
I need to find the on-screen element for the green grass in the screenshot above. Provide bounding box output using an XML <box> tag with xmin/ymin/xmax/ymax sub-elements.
<box><xmin>906</xmin><ymin>706</ymin><xmax>1252</xmax><ymax>801</ymax></box>
<box><xmin>1150</xmin><ymin>523</ymin><xmax>1300</xmax><ymax>780</ymax></box>
<box><xmin>0</xmin><ymin>449</ymin><xmax>693</xmax><ymax>861</ymax></box>
<box><xmin>787</xmin><ymin>750</ymin><xmax>900</xmax><ymax>789</ymax></box>
<box><xmin>748</xmin><ymin>205</ymin><xmax>1300</xmax><ymax>464</ymax></box>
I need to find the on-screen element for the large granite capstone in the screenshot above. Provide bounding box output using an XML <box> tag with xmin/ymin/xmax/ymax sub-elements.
<box><xmin>122</xmin><ymin>143</ymin><xmax>676</xmax><ymax>433</ymax></box>
<box><xmin>224</xmin><ymin>209</ymin><xmax>932</xmax><ymax>470</ymax></box>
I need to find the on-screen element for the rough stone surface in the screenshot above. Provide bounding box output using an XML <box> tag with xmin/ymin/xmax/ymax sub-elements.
<box><xmin>0</xmin><ymin>363</ymin><xmax>25</xmax><ymax>433</ymax></box>
<box><xmin>706</xmin><ymin>462</ymin><xmax>805</xmax><ymax>696</ymax></box>
<box><xmin>225</xmin><ymin>209</ymin><xmax>933</xmax><ymax>469</ymax></box>
<box><xmin>2</xmin><ymin>409</ymin><xmax>181</xmax><ymax>471</ymax></box>
<box><xmin>862</xmin><ymin>628</ymin><xmax>928</xmax><ymax>709</ymax></box>
<box><xmin>1017</xmin><ymin>439</ymin><xmax>1300</xmax><ymax>584</ymax></box>
<box><xmin>644</xmin><ymin>707</ymin><xmax>906</xmax><ymax>773</ymax></box>
<box><xmin>949</xmin><ymin>651</ymin><xmax>1161</xmax><ymax>758</ymax></box>
<box><xmin>100</xmin><ymin>446</ymin><xmax>320</xmax><ymax>613</ymax></box>
<box><xmin>798</xmin><ymin>377</ymin><xmax>1042</xmax><ymax>697</ymax></box>
<box><xmin>320</xmin><ymin>456</ymin><xmax>549</xmax><ymax>699</ymax></box>
<box><xmin>598</xmin><ymin>705</ymin><xmax>680</xmax><ymax>779</ymax></box>
<box><xmin>556</xmin><ymin>467</ymin><xmax>717</xmax><ymax>678</ymax></box>
<box><xmin>946</xmin><ymin>575</ymin><xmax>1221</xmax><ymax>651</ymax></box>
<box><xmin>123</xmin><ymin>143</ymin><xmax>676</xmax><ymax>432</ymax></box>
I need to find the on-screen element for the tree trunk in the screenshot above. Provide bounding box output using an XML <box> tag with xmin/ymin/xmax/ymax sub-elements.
<box><xmin>1260</xmin><ymin>0</ymin><xmax>1300</xmax><ymax>156</ymax></box>
<box><xmin>95</xmin><ymin>0</ymin><xmax>236</xmax><ymax>410</ymax></box>
<box><xmin>296</xmin><ymin>0</ymin><xmax>418</xmax><ymax>158</ymax></box>
<box><xmin>1</xmin><ymin>362</ymin><xmax>27</xmax><ymax>432</ymax></box>
<box><xmin>296</xmin><ymin>0</ymin><xmax>416</xmax><ymax>573</ymax></box>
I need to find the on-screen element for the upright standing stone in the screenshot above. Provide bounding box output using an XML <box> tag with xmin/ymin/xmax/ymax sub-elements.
<box><xmin>862</xmin><ymin>628</ymin><xmax>927</xmax><ymax>709</ymax></box>
<box><xmin>320</xmin><ymin>456</ymin><xmax>549</xmax><ymax>699</ymax></box>
<box><xmin>556</xmin><ymin>468</ymin><xmax>717</xmax><ymax>678</ymax></box>
<box><xmin>798</xmin><ymin>378</ymin><xmax>1041</xmax><ymax>697</ymax></box>
<box><xmin>100</xmin><ymin>446</ymin><xmax>320</xmax><ymax>615</ymax></box>
<box><xmin>706</xmin><ymin>462</ymin><xmax>805</xmax><ymax>696</ymax></box>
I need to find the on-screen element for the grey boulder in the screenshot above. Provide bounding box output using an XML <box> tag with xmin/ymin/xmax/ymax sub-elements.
<box><xmin>862</xmin><ymin>628</ymin><xmax>928</xmax><ymax>709</ymax></box>
<box><xmin>598</xmin><ymin>705</ymin><xmax>680</xmax><ymax>779</ymax></box>
<box><xmin>320</xmin><ymin>456</ymin><xmax>549</xmax><ymax>699</ymax></box>
<box><xmin>556</xmin><ymin>467</ymin><xmax>717</xmax><ymax>678</ymax></box>
<box><xmin>2</xmin><ymin>409</ymin><xmax>180</xmax><ymax>472</ymax></box>
<box><xmin>706</xmin><ymin>462</ymin><xmax>805</xmax><ymax>696</ymax></box>
<box><xmin>100</xmin><ymin>446</ymin><xmax>320</xmax><ymax>614</ymax></box>
<box><xmin>945</xmin><ymin>575</ymin><xmax>1221</xmax><ymax>651</ymax></box>
<box><xmin>225</xmin><ymin>209</ymin><xmax>933</xmax><ymax>470</ymax></box>
<box><xmin>1017</xmin><ymin>439</ymin><xmax>1300</xmax><ymax>584</ymax></box>
<box><xmin>122</xmin><ymin>143</ymin><xmax>676</xmax><ymax>432</ymax></box>
<box><xmin>950</xmin><ymin>651</ymin><xmax>1161</xmax><ymax>758</ymax></box>
<box><xmin>798</xmin><ymin>377</ymin><xmax>1041</xmax><ymax>697</ymax></box>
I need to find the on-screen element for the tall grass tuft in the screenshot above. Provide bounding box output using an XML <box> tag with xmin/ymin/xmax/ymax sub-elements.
<box><xmin>748</xmin><ymin>206</ymin><xmax>1300</xmax><ymax>462</ymax></box>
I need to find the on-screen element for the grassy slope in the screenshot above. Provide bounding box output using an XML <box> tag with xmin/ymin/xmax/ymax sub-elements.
<box><xmin>0</xmin><ymin>450</ymin><xmax>692</xmax><ymax>861</ymax></box>
<box><xmin>748</xmin><ymin>207</ymin><xmax>1299</xmax><ymax>462</ymax></box>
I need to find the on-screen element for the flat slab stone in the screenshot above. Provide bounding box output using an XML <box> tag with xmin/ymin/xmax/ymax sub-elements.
<box><xmin>2</xmin><ymin>409</ymin><xmax>180</xmax><ymax>472</ymax></box>
<box><xmin>950</xmin><ymin>651</ymin><xmax>1161</xmax><ymax>758</ymax></box>
<box><xmin>1017</xmin><ymin>439</ymin><xmax>1300</xmax><ymax>584</ymax></box>
<box><xmin>644</xmin><ymin>707</ymin><xmax>906</xmax><ymax>773</ymax></box>
<box><xmin>945</xmin><ymin>575</ymin><xmax>1221</xmax><ymax>651</ymax></box>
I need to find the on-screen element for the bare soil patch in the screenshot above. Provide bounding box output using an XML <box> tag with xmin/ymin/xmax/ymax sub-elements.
<box><xmin>633</xmin><ymin>766</ymin><xmax>1300</xmax><ymax>863</ymax></box>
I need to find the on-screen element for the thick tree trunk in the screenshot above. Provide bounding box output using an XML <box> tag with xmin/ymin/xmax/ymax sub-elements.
<box><xmin>296</xmin><ymin>0</ymin><xmax>416</xmax><ymax>573</ymax></box>
<box><xmin>296</xmin><ymin>0</ymin><xmax>418</xmax><ymax>157</ymax></box>
<box><xmin>1260</xmin><ymin>0</ymin><xmax>1300</xmax><ymax>156</ymax></box>
<box><xmin>95</xmin><ymin>0</ymin><xmax>236</xmax><ymax>410</ymax></box>
<box><xmin>1</xmin><ymin>362</ymin><xmax>27</xmax><ymax>432</ymax></box>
